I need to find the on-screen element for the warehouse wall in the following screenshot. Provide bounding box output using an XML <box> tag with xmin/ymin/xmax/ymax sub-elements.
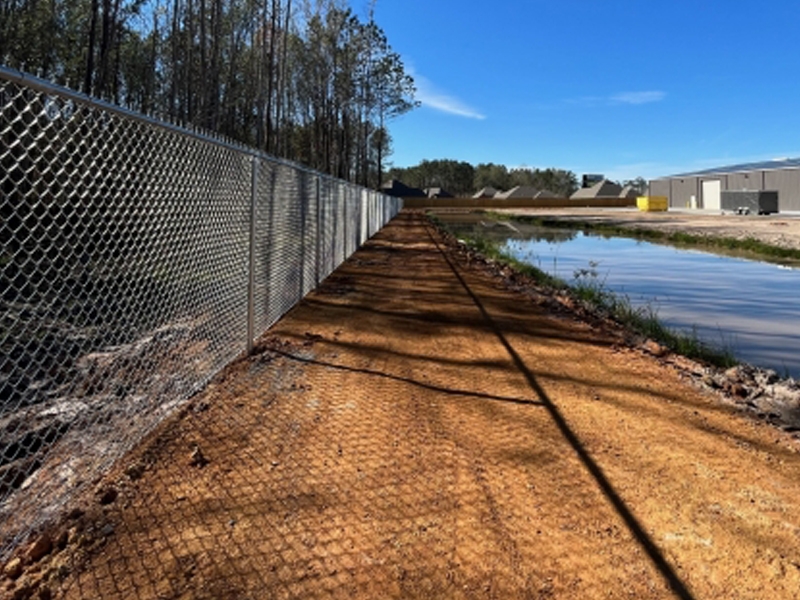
<box><xmin>649</xmin><ymin>179</ymin><xmax>670</xmax><ymax>199</ymax></box>
<box><xmin>651</xmin><ymin>167</ymin><xmax>800</xmax><ymax>211</ymax></box>
<box><xmin>764</xmin><ymin>169</ymin><xmax>800</xmax><ymax>211</ymax></box>
<box><xmin>727</xmin><ymin>170</ymin><xmax>762</xmax><ymax>191</ymax></box>
<box><xmin>670</xmin><ymin>177</ymin><xmax>700</xmax><ymax>208</ymax></box>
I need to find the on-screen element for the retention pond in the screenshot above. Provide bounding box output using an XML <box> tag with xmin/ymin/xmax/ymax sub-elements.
<box><xmin>443</xmin><ymin>216</ymin><xmax>800</xmax><ymax>378</ymax></box>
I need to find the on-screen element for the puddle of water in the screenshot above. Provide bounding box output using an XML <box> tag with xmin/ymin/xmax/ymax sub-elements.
<box><xmin>446</xmin><ymin>219</ymin><xmax>800</xmax><ymax>377</ymax></box>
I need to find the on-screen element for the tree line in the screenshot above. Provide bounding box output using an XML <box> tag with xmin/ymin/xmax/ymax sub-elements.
<box><xmin>386</xmin><ymin>160</ymin><xmax>580</xmax><ymax>198</ymax></box>
<box><xmin>0</xmin><ymin>0</ymin><xmax>416</xmax><ymax>187</ymax></box>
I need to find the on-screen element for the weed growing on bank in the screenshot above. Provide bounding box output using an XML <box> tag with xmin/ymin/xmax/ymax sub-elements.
<box><xmin>570</xmin><ymin>261</ymin><xmax>736</xmax><ymax>367</ymax></box>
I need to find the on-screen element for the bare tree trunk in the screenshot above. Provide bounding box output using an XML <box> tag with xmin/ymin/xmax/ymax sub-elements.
<box><xmin>84</xmin><ymin>0</ymin><xmax>99</xmax><ymax>94</ymax></box>
<box><xmin>169</xmin><ymin>0</ymin><xmax>180</xmax><ymax>117</ymax></box>
<box><xmin>198</xmin><ymin>0</ymin><xmax>207</xmax><ymax>126</ymax></box>
<box><xmin>112</xmin><ymin>6</ymin><xmax>123</xmax><ymax>104</ymax></box>
<box><xmin>264</xmin><ymin>0</ymin><xmax>278</xmax><ymax>153</ymax></box>
<box><xmin>143</xmin><ymin>6</ymin><xmax>159</xmax><ymax>115</ymax></box>
<box><xmin>208</xmin><ymin>0</ymin><xmax>222</xmax><ymax>130</ymax></box>
<box><xmin>96</xmin><ymin>0</ymin><xmax>116</xmax><ymax>97</ymax></box>
<box><xmin>185</xmin><ymin>0</ymin><xmax>194</xmax><ymax>124</ymax></box>
<box><xmin>277</xmin><ymin>0</ymin><xmax>292</xmax><ymax>158</ymax></box>
<box><xmin>375</xmin><ymin>117</ymin><xmax>385</xmax><ymax>190</ymax></box>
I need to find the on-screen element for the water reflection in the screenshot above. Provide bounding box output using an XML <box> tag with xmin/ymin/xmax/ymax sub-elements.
<box><xmin>453</xmin><ymin>220</ymin><xmax>578</xmax><ymax>244</ymax></box>
<box><xmin>450</xmin><ymin>220</ymin><xmax>800</xmax><ymax>377</ymax></box>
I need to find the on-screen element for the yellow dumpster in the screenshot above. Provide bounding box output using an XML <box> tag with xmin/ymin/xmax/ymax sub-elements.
<box><xmin>637</xmin><ymin>196</ymin><xmax>668</xmax><ymax>212</ymax></box>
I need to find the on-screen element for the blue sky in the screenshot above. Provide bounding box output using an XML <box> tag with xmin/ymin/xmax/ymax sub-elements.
<box><xmin>370</xmin><ymin>0</ymin><xmax>800</xmax><ymax>182</ymax></box>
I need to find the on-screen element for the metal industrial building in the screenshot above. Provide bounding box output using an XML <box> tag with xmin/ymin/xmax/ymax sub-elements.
<box><xmin>649</xmin><ymin>158</ymin><xmax>800</xmax><ymax>212</ymax></box>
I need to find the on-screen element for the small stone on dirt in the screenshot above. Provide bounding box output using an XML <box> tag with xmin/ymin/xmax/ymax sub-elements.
<box><xmin>4</xmin><ymin>557</ymin><xmax>23</xmax><ymax>580</ymax></box>
<box><xmin>303</xmin><ymin>332</ymin><xmax>323</xmax><ymax>345</ymax></box>
<box><xmin>66</xmin><ymin>508</ymin><xmax>84</xmax><ymax>520</ymax></box>
<box><xmin>96</xmin><ymin>486</ymin><xmax>118</xmax><ymax>505</ymax></box>
<box><xmin>11</xmin><ymin>583</ymin><xmax>33</xmax><ymax>600</ymax></box>
<box><xmin>728</xmin><ymin>383</ymin><xmax>749</xmax><ymax>398</ymax></box>
<box><xmin>189</xmin><ymin>444</ymin><xmax>209</xmax><ymax>468</ymax></box>
<box><xmin>26</xmin><ymin>533</ymin><xmax>53</xmax><ymax>563</ymax></box>
<box><xmin>124</xmin><ymin>463</ymin><xmax>145</xmax><ymax>481</ymax></box>
<box><xmin>192</xmin><ymin>400</ymin><xmax>210</xmax><ymax>413</ymax></box>
<box><xmin>54</xmin><ymin>529</ymin><xmax>69</xmax><ymax>551</ymax></box>
<box><xmin>643</xmin><ymin>339</ymin><xmax>668</xmax><ymax>357</ymax></box>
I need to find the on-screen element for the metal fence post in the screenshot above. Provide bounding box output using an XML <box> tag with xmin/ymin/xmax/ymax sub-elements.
<box><xmin>340</xmin><ymin>186</ymin><xmax>345</xmax><ymax>261</ymax></box>
<box><xmin>315</xmin><ymin>175</ymin><xmax>321</xmax><ymax>287</ymax></box>
<box><xmin>247</xmin><ymin>155</ymin><xmax>258</xmax><ymax>355</ymax></box>
<box><xmin>299</xmin><ymin>172</ymin><xmax>307</xmax><ymax>298</ymax></box>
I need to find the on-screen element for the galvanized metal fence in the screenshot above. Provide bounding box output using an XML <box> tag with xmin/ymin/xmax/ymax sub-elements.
<box><xmin>0</xmin><ymin>66</ymin><xmax>402</xmax><ymax>556</ymax></box>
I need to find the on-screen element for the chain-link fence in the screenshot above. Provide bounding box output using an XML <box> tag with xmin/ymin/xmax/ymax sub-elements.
<box><xmin>0</xmin><ymin>66</ymin><xmax>402</xmax><ymax>557</ymax></box>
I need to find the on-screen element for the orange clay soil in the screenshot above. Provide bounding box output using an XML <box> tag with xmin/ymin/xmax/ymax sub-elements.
<box><xmin>6</xmin><ymin>210</ymin><xmax>800</xmax><ymax>600</ymax></box>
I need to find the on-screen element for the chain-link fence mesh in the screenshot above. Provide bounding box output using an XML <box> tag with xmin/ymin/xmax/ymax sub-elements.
<box><xmin>0</xmin><ymin>67</ymin><xmax>401</xmax><ymax>557</ymax></box>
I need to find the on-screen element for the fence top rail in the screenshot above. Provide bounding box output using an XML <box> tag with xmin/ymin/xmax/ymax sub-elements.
<box><xmin>0</xmin><ymin>64</ymin><xmax>380</xmax><ymax>191</ymax></box>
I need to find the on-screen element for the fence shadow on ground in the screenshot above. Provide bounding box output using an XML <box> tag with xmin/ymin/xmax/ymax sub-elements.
<box><xmin>422</xmin><ymin>222</ymin><xmax>695</xmax><ymax>600</ymax></box>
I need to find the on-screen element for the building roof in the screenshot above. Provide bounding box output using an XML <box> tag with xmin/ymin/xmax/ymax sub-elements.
<box><xmin>534</xmin><ymin>189</ymin><xmax>557</xmax><ymax>199</ymax></box>
<box><xmin>472</xmin><ymin>186</ymin><xmax>498</xmax><ymax>198</ymax></box>
<box><xmin>655</xmin><ymin>157</ymin><xmax>800</xmax><ymax>180</ymax></box>
<box><xmin>380</xmin><ymin>179</ymin><xmax>426</xmax><ymax>197</ymax></box>
<box><xmin>619</xmin><ymin>185</ymin><xmax>639</xmax><ymax>198</ymax></box>
<box><xmin>570</xmin><ymin>179</ymin><xmax>623</xmax><ymax>199</ymax></box>
<box><xmin>425</xmin><ymin>187</ymin><xmax>453</xmax><ymax>198</ymax></box>
<box><xmin>495</xmin><ymin>185</ymin><xmax>540</xmax><ymax>199</ymax></box>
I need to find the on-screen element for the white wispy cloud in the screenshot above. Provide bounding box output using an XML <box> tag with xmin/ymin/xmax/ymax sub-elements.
<box><xmin>411</xmin><ymin>71</ymin><xmax>486</xmax><ymax>120</ymax></box>
<box><xmin>610</xmin><ymin>91</ymin><xmax>666</xmax><ymax>105</ymax></box>
<box><xmin>567</xmin><ymin>91</ymin><xmax>666</xmax><ymax>107</ymax></box>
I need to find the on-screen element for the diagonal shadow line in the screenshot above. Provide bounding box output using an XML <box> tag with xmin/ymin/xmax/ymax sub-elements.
<box><xmin>424</xmin><ymin>221</ymin><xmax>696</xmax><ymax>600</ymax></box>
<box><xmin>266</xmin><ymin>348</ymin><xmax>545</xmax><ymax>408</ymax></box>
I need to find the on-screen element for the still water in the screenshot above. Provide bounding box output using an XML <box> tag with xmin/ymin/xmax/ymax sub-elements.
<box><xmin>460</xmin><ymin>221</ymin><xmax>800</xmax><ymax>377</ymax></box>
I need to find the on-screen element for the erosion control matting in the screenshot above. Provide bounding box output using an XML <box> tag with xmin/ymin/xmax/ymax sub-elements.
<box><xmin>5</xmin><ymin>211</ymin><xmax>800</xmax><ymax>599</ymax></box>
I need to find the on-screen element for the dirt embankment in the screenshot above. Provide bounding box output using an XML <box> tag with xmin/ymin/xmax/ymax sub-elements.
<box><xmin>3</xmin><ymin>211</ymin><xmax>800</xmax><ymax>600</ymax></box>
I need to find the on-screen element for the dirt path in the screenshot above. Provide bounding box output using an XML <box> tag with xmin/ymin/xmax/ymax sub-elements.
<box><xmin>7</xmin><ymin>211</ymin><xmax>800</xmax><ymax>599</ymax></box>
